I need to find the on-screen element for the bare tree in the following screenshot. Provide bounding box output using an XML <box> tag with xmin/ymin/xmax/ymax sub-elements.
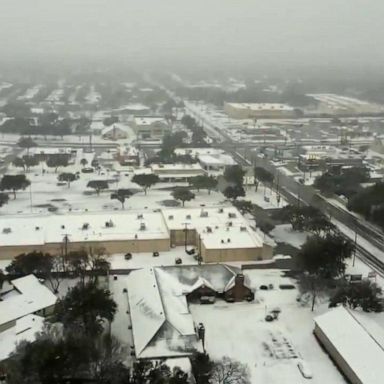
<box><xmin>211</xmin><ymin>357</ymin><xmax>250</xmax><ymax>384</ymax></box>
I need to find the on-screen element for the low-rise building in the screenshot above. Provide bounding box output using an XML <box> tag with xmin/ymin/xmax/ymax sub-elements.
<box><xmin>150</xmin><ymin>163</ymin><xmax>206</xmax><ymax>182</ymax></box>
<box><xmin>0</xmin><ymin>207</ymin><xmax>273</xmax><ymax>263</ymax></box>
<box><xmin>0</xmin><ymin>275</ymin><xmax>57</xmax><ymax>333</ymax></box>
<box><xmin>163</xmin><ymin>207</ymin><xmax>272</xmax><ymax>262</ymax></box>
<box><xmin>224</xmin><ymin>103</ymin><xmax>295</xmax><ymax>119</ymax></box>
<box><xmin>133</xmin><ymin>117</ymin><xmax>170</xmax><ymax>140</ymax></box>
<box><xmin>314</xmin><ymin>306</ymin><xmax>384</xmax><ymax>384</ymax></box>
<box><xmin>0</xmin><ymin>211</ymin><xmax>170</xmax><ymax>259</ymax></box>
<box><xmin>127</xmin><ymin>264</ymin><xmax>253</xmax><ymax>359</ymax></box>
<box><xmin>101</xmin><ymin>124</ymin><xmax>129</xmax><ymax>140</ymax></box>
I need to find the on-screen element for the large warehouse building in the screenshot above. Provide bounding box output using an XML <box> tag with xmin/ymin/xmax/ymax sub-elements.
<box><xmin>0</xmin><ymin>207</ymin><xmax>273</xmax><ymax>263</ymax></box>
<box><xmin>224</xmin><ymin>102</ymin><xmax>295</xmax><ymax>119</ymax></box>
<box><xmin>314</xmin><ymin>306</ymin><xmax>384</xmax><ymax>384</ymax></box>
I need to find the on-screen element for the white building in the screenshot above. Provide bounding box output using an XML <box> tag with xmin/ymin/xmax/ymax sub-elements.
<box><xmin>101</xmin><ymin>124</ymin><xmax>129</xmax><ymax>140</ymax></box>
<box><xmin>133</xmin><ymin>117</ymin><xmax>170</xmax><ymax>140</ymax></box>
<box><xmin>314</xmin><ymin>306</ymin><xmax>384</xmax><ymax>384</ymax></box>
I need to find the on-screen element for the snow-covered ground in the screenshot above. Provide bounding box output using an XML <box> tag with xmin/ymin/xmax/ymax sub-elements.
<box><xmin>241</xmin><ymin>184</ymin><xmax>288</xmax><ymax>209</ymax></box>
<box><xmin>190</xmin><ymin>269</ymin><xmax>346</xmax><ymax>384</ymax></box>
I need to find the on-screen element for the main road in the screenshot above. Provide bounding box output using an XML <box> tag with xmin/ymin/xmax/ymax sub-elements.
<box><xmin>178</xmin><ymin>95</ymin><xmax>384</xmax><ymax>274</ymax></box>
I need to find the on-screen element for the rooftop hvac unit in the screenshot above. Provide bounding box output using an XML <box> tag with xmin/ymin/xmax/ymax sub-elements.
<box><xmin>168</xmin><ymin>215</ymin><xmax>174</xmax><ymax>220</ymax></box>
<box><xmin>82</xmin><ymin>223</ymin><xmax>90</xmax><ymax>230</ymax></box>
<box><xmin>228</xmin><ymin>212</ymin><xmax>236</xmax><ymax>219</ymax></box>
<box><xmin>240</xmin><ymin>226</ymin><xmax>247</xmax><ymax>232</ymax></box>
<box><xmin>186</xmin><ymin>214</ymin><xmax>191</xmax><ymax>220</ymax></box>
<box><xmin>200</xmin><ymin>210</ymin><xmax>208</xmax><ymax>218</ymax></box>
<box><xmin>227</xmin><ymin>238</ymin><xmax>231</xmax><ymax>243</ymax></box>
<box><xmin>221</xmin><ymin>239</ymin><xmax>225</xmax><ymax>244</ymax></box>
<box><xmin>137</xmin><ymin>214</ymin><xmax>143</xmax><ymax>219</ymax></box>
<box><xmin>35</xmin><ymin>226</ymin><xmax>40</xmax><ymax>231</ymax></box>
<box><xmin>2</xmin><ymin>228</ymin><xmax>11</xmax><ymax>234</ymax></box>
<box><xmin>61</xmin><ymin>225</ymin><xmax>65</xmax><ymax>229</ymax></box>
<box><xmin>227</xmin><ymin>221</ymin><xmax>233</xmax><ymax>227</ymax></box>
<box><xmin>218</xmin><ymin>208</ymin><xmax>224</xmax><ymax>213</ymax></box>
<box><xmin>105</xmin><ymin>220</ymin><xmax>114</xmax><ymax>228</ymax></box>
<box><xmin>140</xmin><ymin>222</ymin><xmax>146</xmax><ymax>231</ymax></box>
<box><xmin>206</xmin><ymin>226</ymin><xmax>212</xmax><ymax>233</ymax></box>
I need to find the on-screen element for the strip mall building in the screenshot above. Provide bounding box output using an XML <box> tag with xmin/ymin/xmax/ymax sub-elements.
<box><xmin>0</xmin><ymin>207</ymin><xmax>273</xmax><ymax>263</ymax></box>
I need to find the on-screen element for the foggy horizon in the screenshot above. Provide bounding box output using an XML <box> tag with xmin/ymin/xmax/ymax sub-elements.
<box><xmin>1</xmin><ymin>0</ymin><xmax>383</xmax><ymax>73</ymax></box>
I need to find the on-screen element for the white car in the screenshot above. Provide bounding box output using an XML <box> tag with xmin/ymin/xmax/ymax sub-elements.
<box><xmin>297</xmin><ymin>360</ymin><xmax>313</xmax><ymax>379</ymax></box>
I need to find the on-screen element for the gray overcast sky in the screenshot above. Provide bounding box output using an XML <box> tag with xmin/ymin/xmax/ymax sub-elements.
<box><xmin>0</xmin><ymin>0</ymin><xmax>383</xmax><ymax>68</ymax></box>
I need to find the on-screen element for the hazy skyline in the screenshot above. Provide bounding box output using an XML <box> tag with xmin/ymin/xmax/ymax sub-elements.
<box><xmin>0</xmin><ymin>0</ymin><xmax>383</xmax><ymax>71</ymax></box>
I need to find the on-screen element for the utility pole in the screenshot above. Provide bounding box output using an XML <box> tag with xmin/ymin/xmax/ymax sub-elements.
<box><xmin>182</xmin><ymin>222</ymin><xmax>190</xmax><ymax>252</ymax></box>
<box><xmin>353</xmin><ymin>222</ymin><xmax>358</xmax><ymax>267</ymax></box>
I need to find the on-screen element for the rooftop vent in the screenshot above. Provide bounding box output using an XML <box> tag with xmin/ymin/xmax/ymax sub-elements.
<box><xmin>186</xmin><ymin>214</ymin><xmax>191</xmax><ymax>220</ymax></box>
<box><xmin>82</xmin><ymin>223</ymin><xmax>90</xmax><ymax>230</ymax></box>
<box><xmin>218</xmin><ymin>208</ymin><xmax>224</xmax><ymax>213</ymax></box>
<box><xmin>35</xmin><ymin>226</ymin><xmax>40</xmax><ymax>231</ymax></box>
<box><xmin>206</xmin><ymin>226</ymin><xmax>212</xmax><ymax>233</ymax></box>
<box><xmin>134</xmin><ymin>233</ymin><xmax>138</xmax><ymax>239</ymax></box>
<box><xmin>227</xmin><ymin>238</ymin><xmax>231</xmax><ymax>243</ymax></box>
<box><xmin>140</xmin><ymin>222</ymin><xmax>146</xmax><ymax>231</ymax></box>
<box><xmin>221</xmin><ymin>239</ymin><xmax>224</xmax><ymax>244</ymax></box>
<box><xmin>61</xmin><ymin>225</ymin><xmax>65</xmax><ymax>229</ymax></box>
<box><xmin>227</xmin><ymin>221</ymin><xmax>233</xmax><ymax>227</ymax></box>
<box><xmin>105</xmin><ymin>220</ymin><xmax>114</xmax><ymax>228</ymax></box>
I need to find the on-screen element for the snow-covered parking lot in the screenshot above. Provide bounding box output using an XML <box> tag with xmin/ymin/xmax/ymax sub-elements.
<box><xmin>190</xmin><ymin>269</ymin><xmax>346</xmax><ymax>383</ymax></box>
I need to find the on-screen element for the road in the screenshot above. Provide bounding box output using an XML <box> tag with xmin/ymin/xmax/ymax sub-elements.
<box><xmin>177</xmin><ymin>94</ymin><xmax>384</xmax><ymax>274</ymax></box>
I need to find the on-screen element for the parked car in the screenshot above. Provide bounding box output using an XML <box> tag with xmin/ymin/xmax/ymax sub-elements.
<box><xmin>81</xmin><ymin>167</ymin><xmax>94</xmax><ymax>173</ymax></box>
<box><xmin>200</xmin><ymin>296</ymin><xmax>215</xmax><ymax>304</ymax></box>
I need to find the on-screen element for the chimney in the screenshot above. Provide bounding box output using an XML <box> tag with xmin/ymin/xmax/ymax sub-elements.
<box><xmin>235</xmin><ymin>274</ymin><xmax>245</xmax><ymax>288</ymax></box>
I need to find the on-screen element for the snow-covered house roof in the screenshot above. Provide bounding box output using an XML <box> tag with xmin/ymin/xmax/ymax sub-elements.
<box><xmin>314</xmin><ymin>307</ymin><xmax>384</xmax><ymax>384</ymax></box>
<box><xmin>0</xmin><ymin>275</ymin><xmax>57</xmax><ymax>327</ymax></box>
<box><xmin>101</xmin><ymin>124</ymin><xmax>129</xmax><ymax>137</ymax></box>
<box><xmin>127</xmin><ymin>268</ymin><xmax>200</xmax><ymax>359</ymax></box>
<box><xmin>0</xmin><ymin>314</ymin><xmax>44</xmax><ymax>361</ymax></box>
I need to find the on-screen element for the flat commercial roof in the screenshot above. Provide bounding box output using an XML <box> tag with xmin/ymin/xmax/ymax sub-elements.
<box><xmin>134</xmin><ymin>117</ymin><xmax>167</xmax><ymax>126</ymax></box>
<box><xmin>226</xmin><ymin>102</ymin><xmax>294</xmax><ymax>111</ymax></box>
<box><xmin>0</xmin><ymin>211</ymin><xmax>169</xmax><ymax>247</ymax></box>
<box><xmin>162</xmin><ymin>207</ymin><xmax>263</xmax><ymax>249</ymax></box>
<box><xmin>315</xmin><ymin>307</ymin><xmax>384</xmax><ymax>384</ymax></box>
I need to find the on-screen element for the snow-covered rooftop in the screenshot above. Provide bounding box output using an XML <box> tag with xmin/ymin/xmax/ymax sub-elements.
<box><xmin>127</xmin><ymin>267</ymin><xmax>200</xmax><ymax>359</ymax></box>
<box><xmin>0</xmin><ymin>211</ymin><xmax>169</xmax><ymax>247</ymax></box>
<box><xmin>226</xmin><ymin>102</ymin><xmax>294</xmax><ymax>111</ymax></box>
<box><xmin>29</xmin><ymin>147</ymin><xmax>73</xmax><ymax>155</ymax></box>
<box><xmin>314</xmin><ymin>307</ymin><xmax>384</xmax><ymax>384</ymax></box>
<box><xmin>134</xmin><ymin>117</ymin><xmax>167</xmax><ymax>126</ymax></box>
<box><xmin>0</xmin><ymin>314</ymin><xmax>44</xmax><ymax>361</ymax></box>
<box><xmin>163</xmin><ymin>207</ymin><xmax>263</xmax><ymax>249</ymax></box>
<box><xmin>0</xmin><ymin>275</ymin><xmax>57</xmax><ymax>326</ymax></box>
